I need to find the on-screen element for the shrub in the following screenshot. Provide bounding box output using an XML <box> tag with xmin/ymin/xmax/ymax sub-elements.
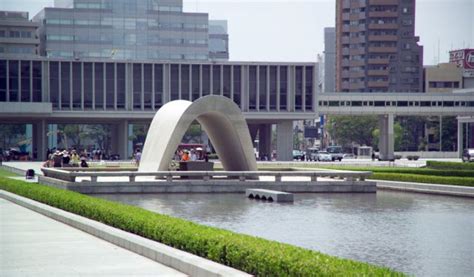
<box><xmin>426</xmin><ymin>161</ymin><xmax>474</xmax><ymax>171</ymax></box>
<box><xmin>315</xmin><ymin>166</ymin><xmax>474</xmax><ymax>178</ymax></box>
<box><xmin>0</xmin><ymin>176</ymin><xmax>403</xmax><ymax>276</ymax></box>
<box><xmin>372</xmin><ymin>173</ymin><xmax>474</xmax><ymax>187</ymax></box>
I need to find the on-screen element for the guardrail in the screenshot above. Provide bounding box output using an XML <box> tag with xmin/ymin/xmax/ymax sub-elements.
<box><xmin>41</xmin><ymin>168</ymin><xmax>372</xmax><ymax>183</ymax></box>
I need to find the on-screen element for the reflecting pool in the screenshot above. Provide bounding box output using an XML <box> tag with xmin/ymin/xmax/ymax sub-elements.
<box><xmin>97</xmin><ymin>191</ymin><xmax>474</xmax><ymax>276</ymax></box>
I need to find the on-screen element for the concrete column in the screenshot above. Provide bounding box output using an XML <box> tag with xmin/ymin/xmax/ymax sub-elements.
<box><xmin>112</xmin><ymin>120</ymin><xmax>129</xmax><ymax>160</ymax></box>
<box><xmin>258</xmin><ymin>124</ymin><xmax>272</xmax><ymax>160</ymax></box>
<box><xmin>439</xmin><ymin>116</ymin><xmax>442</xmax><ymax>151</ymax></box>
<box><xmin>457</xmin><ymin>120</ymin><xmax>463</xmax><ymax>158</ymax></box>
<box><xmin>248</xmin><ymin>124</ymin><xmax>259</xmax><ymax>143</ymax></box>
<box><xmin>276</xmin><ymin>120</ymin><xmax>293</xmax><ymax>161</ymax></box>
<box><xmin>378</xmin><ymin>114</ymin><xmax>394</xmax><ymax>161</ymax></box>
<box><xmin>33</xmin><ymin>120</ymin><xmax>47</xmax><ymax>161</ymax></box>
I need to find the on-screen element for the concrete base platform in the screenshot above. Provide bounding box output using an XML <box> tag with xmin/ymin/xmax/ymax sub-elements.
<box><xmin>38</xmin><ymin>175</ymin><xmax>376</xmax><ymax>194</ymax></box>
<box><xmin>246</xmin><ymin>189</ymin><xmax>294</xmax><ymax>202</ymax></box>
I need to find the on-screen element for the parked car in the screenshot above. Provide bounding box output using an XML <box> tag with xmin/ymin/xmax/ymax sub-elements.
<box><xmin>306</xmin><ymin>147</ymin><xmax>320</xmax><ymax>161</ymax></box>
<box><xmin>327</xmin><ymin>146</ymin><xmax>343</xmax><ymax>161</ymax></box>
<box><xmin>316</xmin><ymin>151</ymin><xmax>332</xmax><ymax>161</ymax></box>
<box><xmin>293</xmin><ymin>150</ymin><xmax>305</xmax><ymax>161</ymax></box>
<box><xmin>462</xmin><ymin>149</ymin><xmax>474</xmax><ymax>162</ymax></box>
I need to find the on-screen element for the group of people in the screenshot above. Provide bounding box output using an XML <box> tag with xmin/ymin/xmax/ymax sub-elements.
<box><xmin>175</xmin><ymin>149</ymin><xmax>208</xmax><ymax>162</ymax></box>
<box><xmin>43</xmin><ymin>148</ymin><xmax>88</xmax><ymax>168</ymax></box>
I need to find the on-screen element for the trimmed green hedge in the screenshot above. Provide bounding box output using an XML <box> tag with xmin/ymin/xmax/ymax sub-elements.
<box><xmin>314</xmin><ymin>166</ymin><xmax>474</xmax><ymax>178</ymax></box>
<box><xmin>0</xmin><ymin>176</ymin><xmax>403</xmax><ymax>276</ymax></box>
<box><xmin>372</xmin><ymin>173</ymin><xmax>474</xmax><ymax>187</ymax></box>
<box><xmin>426</xmin><ymin>161</ymin><xmax>474</xmax><ymax>171</ymax></box>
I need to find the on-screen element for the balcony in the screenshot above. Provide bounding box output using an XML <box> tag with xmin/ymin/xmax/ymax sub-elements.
<box><xmin>368</xmin><ymin>46</ymin><xmax>397</xmax><ymax>53</ymax></box>
<box><xmin>350</xmin><ymin>60</ymin><xmax>366</xmax><ymax>67</ymax></box>
<box><xmin>350</xmin><ymin>13</ymin><xmax>366</xmax><ymax>21</ymax></box>
<box><xmin>350</xmin><ymin>82</ymin><xmax>366</xmax><ymax>89</ymax></box>
<box><xmin>349</xmin><ymin>48</ymin><xmax>366</xmax><ymax>55</ymax></box>
<box><xmin>349</xmin><ymin>25</ymin><xmax>363</xmax><ymax>32</ymax></box>
<box><xmin>368</xmin><ymin>58</ymin><xmax>390</xmax><ymax>64</ymax></box>
<box><xmin>342</xmin><ymin>37</ymin><xmax>350</xmax><ymax>44</ymax></box>
<box><xmin>341</xmin><ymin>71</ymin><xmax>350</xmax><ymax>78</ymax></box>
<box><xmin>350</xmin><ymin>36</ymin><xmax>365</xmax><ymax>44</ymax></box>
<box><xmin>368</xmin><ymin>80</ymin><xmax>389</xmax><ymax>88</ymax></box>
<box><xmin>350</xmin><ymin>71</ymin><xmax>366</xmax><ymax>78</ymax></box>
<box><xmin>368</xmin><ymin>35</ymin><xmax>398</xmax><ymax>41</ymax></box>
<box><xmin>369</xmin><ymin>0</ymin><xmax>399</xmax><ymax>5</ymax></box>
<box><xmin>368</xmin><ymin>11</ymin><xmax>398</xmax><ymax>18</ymax></box>
<box><xmin>341</xmin><ymin>60</ymin><xmax>350</xmax><ymax>67</ymax></box>
<box><xmin>368</xmin><ymin>69</ymin><xmax>389</xmax><ymax>76</ymax></box>
<box><xmin>368</xmin><ymin>23</ymin><xmax>398</xmax><ymax>29</ymax></box>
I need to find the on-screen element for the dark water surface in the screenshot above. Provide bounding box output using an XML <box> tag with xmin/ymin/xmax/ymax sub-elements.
<box><xmin>97</xmin><ymin>191</ymin><xmax>474</xmax><ymax>276</ymax></box>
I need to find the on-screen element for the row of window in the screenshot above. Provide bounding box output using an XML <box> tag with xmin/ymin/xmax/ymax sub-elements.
<box><xmin>0</xmin><ymin>60</ymin><xmax>42</xmax><ymax>102</ymax></box>
<box><xmin>45</xmin><ymin>19</ymin><xmax>208</xmax><ymax>31</ymax></box>
<box><xmin>0</xmin><ymin>30</ymin><xmax>33</xmax><ymax>38</ymax></box>
<box><xmin>428</xmin><ymin>81</ymin><xmax>460</xmax><ymax>89</ymax></box>
<box><xmin>45</xmin><ymin>50</ymin><xmax>209</xmax><ymax>61</ymax></box>
<box><xmin>0</xmin><ymin>60</ymin><xmax>314</xmax><ymax>112</ymax></box>
<box><xmin>73</xmin><ymin>2</ymin><xmax>182</xmax><ymax>13</ymax></box>
<box><xmin>319</xmin><ymin>100</ymin><xmax>474</xmax><ymax>107</ymax></box>
<box><xmin>46</xmin><ymin>34</ymin><xmax>207</xmax><ymax>46</ymax></box>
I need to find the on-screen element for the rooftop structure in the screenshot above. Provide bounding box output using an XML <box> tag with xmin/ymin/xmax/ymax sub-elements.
<box><xmin>0</xmin><ymin>11</ymin><xmax>40</xmax><ymax>57</ymax></box>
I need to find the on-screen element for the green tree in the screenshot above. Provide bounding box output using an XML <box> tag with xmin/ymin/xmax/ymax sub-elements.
<box><xmin>396</xmin><ymin>116</ymin><xmax>427</xmax><ymax>151</ymax></box>
<box><xmin>372</xmin><ymin>122</ymin><xmax>403</xmax><ymax>151</ymax></box>
<box><xmin>326</xmin><ymin>116</ymin><xmax>378</xmax><ymax>147</ymax></box>
<box><xmin>441</xmin><ymin>116</ymin><xmax>457</xmax><ymax>151</ymax></box>
<box><xmin>0</xmin><ymin>124</ymin><xmax>26</xmax><ymax>150</ymax></box>
<box><xmin>57</xmin><ymin>124</ymin><xmax>88</xmax><ymax>149</ymax></box>
<box><xmin>87</xmin><ymin>124</ymin><xmax>112</xmax><ymax>153</ymax></box>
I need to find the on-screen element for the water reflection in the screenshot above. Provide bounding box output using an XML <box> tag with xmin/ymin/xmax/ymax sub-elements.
<box><xmin>97</xmin><ymin>191</ymin><xmax>474</xmax><ymax>276</ymax></box>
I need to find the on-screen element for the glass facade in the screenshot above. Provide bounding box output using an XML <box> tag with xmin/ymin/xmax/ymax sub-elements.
<box><xmin>35</xmin><ymin>0</ymin><xmax>212</xmax><ymax>61</ymax></box>
<box><xmin>0</xmin><ymin>59</ymin><xmax>316</xmax><ymax>112</ymax></box>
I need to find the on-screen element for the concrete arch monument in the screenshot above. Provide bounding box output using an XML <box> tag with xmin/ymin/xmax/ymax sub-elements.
<box><xmin>139</xmin><ymin>95</ymin><xmax>258</xmax><ymax>172</ymax></box>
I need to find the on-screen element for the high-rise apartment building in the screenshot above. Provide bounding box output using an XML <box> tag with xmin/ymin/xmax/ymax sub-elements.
<box><xmin>323</xmin><ymin>27</ymin><xmax>336</xmax><ymax>93</ymax></box>
<box><xmin>32</xmin><ymin>0</ymin><xmax>228</xmax><ymax>61</ymax></box>
<box><xmin>0</xmin><ymin>11</ymin><xmax>40</xmax><ymax>57</ymax></box>
<box><xmin>335</xmin><ymin>0</ymin><xmax>423</xmax><ymax>93</ymax></box>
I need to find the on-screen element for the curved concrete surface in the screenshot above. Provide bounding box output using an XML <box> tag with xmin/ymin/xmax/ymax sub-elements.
<box><xmin>139</xmin><ymin>95</ymin><xmax>257</xmax><ymax>172</ymax></box>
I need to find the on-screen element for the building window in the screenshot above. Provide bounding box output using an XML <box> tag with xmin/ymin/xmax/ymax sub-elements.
<box><xmin>269</xmin><ymin>66</ymin><xmax>277</xmax><ymax>110</ymax></box>
<box><xmin>279</xmin><ymin>66</ymin><xmax>287</xmax><ymax>110</ymax></box>
<box><xmin>259</xmin><ymin>66</ymin><xmax>267</xmax><ymax>110</ymax></box>
<box><xmin>191</xmin><ymin>65</ymin><xmax>200</xmax><ymax>101</ymax></box>
<box><xmin>249</xmin><ymin>66</ymin><xmax>257</xmax><ymax>110</ymax></box>
<box><xmin>223</xmin><ymin>65</ymin><xmax>231</xmax><ymax>99</ymax></box>
<box><xmin>154</xmin><ymin>64</ymin><xmax>163</xmax><ymax>108</ymax></box>
<box><xmin>94</xmin><ymin>63</ymin><xmax>104</xmax><ymax>109</ymax></box>
<box><xmin>233</xmin><ymin>65</ymin><xmax>241</xmax><ymax>107</ymax></box>
<box><xmin>170</xmin><ymin>64</ymin><xmax>179</xmax><ymax>101</ymax></box>
<box><xmin>0</xmin><ymin>60</ymin><xmax>7</xmax><ymax>102</ymax></box>
<box><xmin>20</xmin><ymin>61</ymin><xmax>31</xmax><ymax>102</ymax></box>
<box><xmin>61</xmin><ymin>62</ymin><xmax>71</xmax><ymax>109</ymax></box>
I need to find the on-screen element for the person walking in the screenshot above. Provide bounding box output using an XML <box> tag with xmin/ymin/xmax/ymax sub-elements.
<box><xmin>134</xmin><ymin>149</ymin><xmax>142</xmax><ymax>166</ymax></box>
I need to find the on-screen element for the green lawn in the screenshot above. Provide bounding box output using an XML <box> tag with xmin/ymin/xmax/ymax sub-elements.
<box><xmin>0</xmin><ymin>168</ymin><xmax>18</xmax><ymax>177</ymax></box>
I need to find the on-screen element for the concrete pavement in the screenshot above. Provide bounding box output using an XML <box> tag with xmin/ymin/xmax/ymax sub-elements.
<box><xmin>0</xmin><ymin>197</ymin><xmax>187</xmax><ymax>277</ymax></box>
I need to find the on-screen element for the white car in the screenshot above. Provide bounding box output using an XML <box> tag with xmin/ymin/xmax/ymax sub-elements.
<box><xmin>317</xmin><ymin>151</ymin><xmax>332</xmax><ymax>161</ymax></box>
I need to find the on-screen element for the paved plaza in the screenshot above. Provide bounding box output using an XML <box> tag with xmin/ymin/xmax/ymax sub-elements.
<box><xmin>0</xmin><ymin>198</ymin><xmax>187</xmax><ymax>277</ymax></box>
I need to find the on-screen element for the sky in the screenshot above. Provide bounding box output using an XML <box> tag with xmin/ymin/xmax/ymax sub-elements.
<box><xmin>1</xmin><ymin>0</ymin><xmax>473</xmax><ymax>64</ymax></box>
